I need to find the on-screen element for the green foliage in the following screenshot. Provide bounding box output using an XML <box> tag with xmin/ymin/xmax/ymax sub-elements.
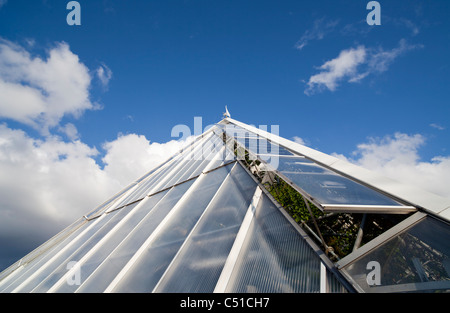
<box><xmin>317</xmin><ymin>213</ymin><xmax>360</xmax><ymax>258</ymax></box>
<box><xmin>267</xmin><ymin>178</ymin><xmax>360</xmax><ymax>258</ymax></box>
<box><xmin>268</xmin><ymin>179</ymin><xmax>323</xmax><ymax>223</ymax></box>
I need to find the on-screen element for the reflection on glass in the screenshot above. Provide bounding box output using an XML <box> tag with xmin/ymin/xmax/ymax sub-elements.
<box><xmin>341</xmin><ymin>216</ymin><xmax>450</xmax><ymax>292</ymax></box>
<box><xmin>225</xmin><ymin>194</ymin><xmax>327</xmax><ymax>293</ymax></box>
<box><xmin>234</xmin><ymin>137</ymin><xmax>293</xmax><ymax>156</ymax></box>
<box><xmin>154</xmin><ymin>164</ymin><xmax>257</xmax><ymax>292</ymax></box>
<box><xmin>275</xmin><ymin>157</ymin><xmax>402</xmax><ymax>206</ymax></box>
<box><xmin>112</xmin><ymin>164</ymin><xmax>234</xmax><ymax>292</ymax></box>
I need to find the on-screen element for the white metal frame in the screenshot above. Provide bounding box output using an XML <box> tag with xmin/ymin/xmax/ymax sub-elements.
<box><xmin>213</xmin><ymin>186</ymin><xmax>262</xmax><ymax>293</ymax></box>
<box><xmin>321</xmin><ymin>204</ymin><xmax>417</xmax><ymax>214</ymax></box>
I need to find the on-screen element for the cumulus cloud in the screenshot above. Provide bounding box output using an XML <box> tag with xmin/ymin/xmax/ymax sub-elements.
<box><xmin>305</xmin><ymin>46</ymin><xmax>367</xmax><ymax>95</ymax></box>
<box><xmin>305</xmin><ymin>39</ymin><xmax>423</xmax><ymax>95</ymax></box>
<box><xmin>0</xmin><ymin>125</ymin><xmax>110</xmax><ymax>224</ymax></box>
<box><xmin>101</xmin><ymin>133</ymin><xmax>190</xmax><ymax>185</ymax></box>
<box><xmin>0</xmin><ymin>123</ymin><xmax>191</xmax><ymax>270</ymax></box>
<box><xmin>58</xmin><ymin>122</ymin><xmax>80</xmax><ymax>140</ymax></box>
<box><xmin>333</xmin><ymin>133</ymin><xmax>450</xmax><ymax>200</ymax></box>
<box><xmin>0</xmin><ymin>38</ymin><xmax>184</xmax><ymax>270</ymax></box>
<box><xmin>0</xmin><ymin>38</ymin><xmax>101</xmax><ymax>134</ymax></box>
<box><xmin>0</xmin><ymin>124</ymin><xmax>114</xmax><ymax>266</ymax></box>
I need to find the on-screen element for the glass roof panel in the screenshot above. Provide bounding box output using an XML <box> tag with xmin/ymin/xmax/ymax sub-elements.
<box><xmin>31</xmin><ymin>201</ymin><xmax>146</xmax><ymax>293</ymax></box>
<box><xmin>47</xmin><ymin>201</ymin><xmax>147</xmax><ymax>293</ymax></box>
<box><xmin>339</xmin><ymin>216</ymin><xmax>450</xmax><ymax>292</ymax></box>
<box><xmin>281</xmin><ymin>172</ymin><xmax>402</xmax><ymax>206</ymax></box>
<box><xmin>84</xmin><ymin>182</ymin><xmax>137</xmax><ymax>219</ymax></box>
<box><xmin>224</xmin><ymin>192</ymin><xmax>326</xmax><ymax>293</ymax></box>
<box><xmin>110</xmin><ymin>163</ymin><xmax>235</xmax><ymax>292</ymax></box>
<box><xmin>235</xmin><ymin>137</ymin><xmax>294</xmax><ymax>156</ymax></box>
<box><xmin>74</xmin><ymin>189</ymin><xmax>171</xmax><ymax>292</ymax></box>
<box><xmin>270</xmin><ymin>157</ymin><xmax>403</xmax><ymax>207</ymax></box>
<box><xmin>180</xmin><ymin>134</ymin><xmax>227</xmax><ymax>180</ymax></box>
<box><xmin>110</xmin><ymin>133</ymin><xmax>216</xmax><ymax>208</ymax></box>
<box><xmin>223</xmin><ymin>121</ymin><xmax>412</xmax><ymax>210</ymax></box>
<box><xmin>12</xmin><ymin>200</ymin><xmax>136</xmax><ymax>292</ymax></box>
<box><xmin>276</xmin><ymin>156</ymin><xmax>327</xmax><ymax>174</ymax></box>
<box><xmin>219</xmin><ymin>123</ymin><xmax>293</xmax><ymax>156</ymax></box>
<box><xmin>76</xmin><ymin>178</ymin><xmax>198</xmax><ymax>293</ymax></box>
<box><xmin>154</xmin><ymin>163</ymin><xmax>257</xmax><ymax>292</ymax></box>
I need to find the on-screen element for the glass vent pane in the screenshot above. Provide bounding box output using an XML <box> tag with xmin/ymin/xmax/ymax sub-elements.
<box><xmin>340</xmin><ymin>216</ymin><xmax>450</xmax><ymax>293</ymax></box>
<box><xmin>277</xmin><ymin>158</ymin><xmax>402</xmax><ymax>206</ymax></box>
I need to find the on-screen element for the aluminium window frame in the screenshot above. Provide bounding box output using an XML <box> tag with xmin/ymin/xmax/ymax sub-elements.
<box><xmin>335</xmin><ymin>211</ymin><xmax>450</xmax><ymax>292</ymax></box>
<box><xmin>220</xmin><ymin>118</ymin><xmax>418</xmax><ymax>214</ymax></box>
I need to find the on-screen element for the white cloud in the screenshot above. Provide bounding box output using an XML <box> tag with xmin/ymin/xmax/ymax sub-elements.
<box><xmin>295</xmin><ymin>18</ymin><xmax>339</xmax><ymax>51</ymax></box>
<box><xmin>0</xmin><ymin>38</ymin><xmax>95</xmax><ymax>134</ymax></box>
<box><xmin>333</xmin><ymin>133</ymin><xmax>450</xmax><ymax>199</ymax></box>
<box><xmin>305</xmin><ymin>39</ymin><xmax>423</xmax><ymax>95</ymax></box>
<box><xmin>430</xmin><ymin>123</ymin><xmax>445</xmax><ymax>131</ymax></box>
<box><xmin>367</xmin><ymin>39</ymin><xmax>422</xmax><ymax>73</ymax></box>
<box><xmin>96</xmin><ymin>63</ymin><xmax>113</xmax><ymax>88</ymax></box>
<box><xmin>0</xmin><ymin>123</ymin><xmax>191</xmax><ymax>269</ymax></box>
<box><xmin>292</xmin><ymin>136</ymin><xmax>307</xmax><ymax>146</ymax></box>
<box><xmin>305</xmin><ymin>46</ymin><xmax>367</xmax><ymax>95</ymax></box>
<box><xmin>0</xmin><ymin>124</ymin><xmax>112</xmax><ymax>237</ymax></box>
<box><xmin>0</xmin><ymin>38</ymin><xmax>190</xmax><ymax>269</ymax></box>
<box><xmin>58</xmin><ymin>122</ymin><xmax>79</xmax><ymax>140</ymax></box>
<box><xmin>101</xmin><ymin>133</ymin><xmax>190</xmax><ymax>186</ymax></box>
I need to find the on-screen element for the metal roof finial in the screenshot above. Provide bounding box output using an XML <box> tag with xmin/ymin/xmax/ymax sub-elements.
<box><xmin>223</xmin><ymin>106</ymin><xmax>231</xmax><ymax>118</ymax></box>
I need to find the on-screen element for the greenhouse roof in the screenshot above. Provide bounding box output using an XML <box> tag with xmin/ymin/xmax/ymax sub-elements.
<box><xmin>0</xmin><ymin>114</ymin><xmax>449</xmax><ymax>293</ymax></box>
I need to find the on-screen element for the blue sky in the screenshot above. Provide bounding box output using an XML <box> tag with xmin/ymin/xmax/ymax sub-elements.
<box><xmin>0</xmin><ymin>0</ymin><xmax>449</xmax><ymax>270</ymax></box>
<box><xmin>2</xmin><ymin>0</ymin><xmax>449</xmax><ymax>152</ymax></box>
